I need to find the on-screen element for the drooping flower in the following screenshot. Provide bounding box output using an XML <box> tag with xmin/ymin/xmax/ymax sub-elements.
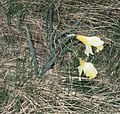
<box><xmin>78</xmin><ymin>58</ymin><xmax>98</xmax><ymax>79</ymax></box>
<box><xmin>76</xmin><ymin>35</ymin><xmax>104</xmax><ymax>56</ymax></box>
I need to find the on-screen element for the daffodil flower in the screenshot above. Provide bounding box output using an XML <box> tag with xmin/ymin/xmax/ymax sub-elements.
<box><xmin>76</xmin><ymin>35</ymin><xmax>104</xmax><ymax>56</ymax></box>
<box><xmin>78</xmin><ymin>58</ymin><xmax>98</xmax><ymax>79</ymax></box>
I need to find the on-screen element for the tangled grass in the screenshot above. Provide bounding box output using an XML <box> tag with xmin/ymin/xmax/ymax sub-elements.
<box><xmin>0</xmin><ymin>0</ymin><xmax>120</xmax><ymax>114</ymax></box>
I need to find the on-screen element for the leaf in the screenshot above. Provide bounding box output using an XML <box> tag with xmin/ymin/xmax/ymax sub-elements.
<box><xmin>40</xmin><ymin>49</ymin><xmax>57</xmax><ymax>76</ymax></box>
<box><xmin>23</xmin><ymin>24</ymin><xmax>40</xmax><ymax>77</ymax></box>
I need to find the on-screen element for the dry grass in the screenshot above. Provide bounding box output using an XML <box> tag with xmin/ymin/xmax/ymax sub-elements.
<box><xmin>0</xmin><ymin>0</ymin><xmax>120</xmax><ymax>114</ymax></box>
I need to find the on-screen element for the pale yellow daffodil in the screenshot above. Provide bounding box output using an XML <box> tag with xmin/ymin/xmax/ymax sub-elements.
<box><xmin>76</xmin><ymin>35</ymin><xmax>104</xmax><ymax>56</ymax></box>
<box><xmin>78</xmin><ymin>58</ymin><xmax>98</xmax><ymax>79</ymax></box>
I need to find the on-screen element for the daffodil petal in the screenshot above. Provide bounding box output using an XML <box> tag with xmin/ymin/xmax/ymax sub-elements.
<box><xmin>85</xmin><ymin>44</ymin><xmax>94</xmax><ymax>56</ymax></box>
<box><xmin>78</xmin><ymin>66</ymin><xmax>82</xmax><ymax>76</ymax></box>
<box><xmin>87</xmin><ymin>36</ymin><xmax>104</xmax><ymax>47</ymax></box>
<box><xmin>78</xmin><ymin>66</ymin><xmax>82</xmax><ymax>81</ymax></box>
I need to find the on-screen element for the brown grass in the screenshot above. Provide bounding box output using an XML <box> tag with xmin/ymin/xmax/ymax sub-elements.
<box><xmin>0</xmin><ymin>0</ymin><xmax>120</xmax><ymax>114</ymax></box>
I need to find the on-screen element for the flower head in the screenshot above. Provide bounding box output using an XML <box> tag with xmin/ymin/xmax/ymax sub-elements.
<box><xmin>78</xmin><ymin>58</ymin><xmax>98</xmax><ymax>79</ymax></box>
<box><xmin>76</xmin><ymin>35</ymin><xmax>104</xmax><ymax>56</ymax></box>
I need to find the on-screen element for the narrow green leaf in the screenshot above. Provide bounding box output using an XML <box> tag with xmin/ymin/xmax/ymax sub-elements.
<box><xmin>40</xmin><ymin>54</ymin><xmax>56</xmax><ymax>76</ymax></box>
<box><xmin>23</xmin><ymin>24</ymin><xmax>40</xmax><ymax>77</ymax></box>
